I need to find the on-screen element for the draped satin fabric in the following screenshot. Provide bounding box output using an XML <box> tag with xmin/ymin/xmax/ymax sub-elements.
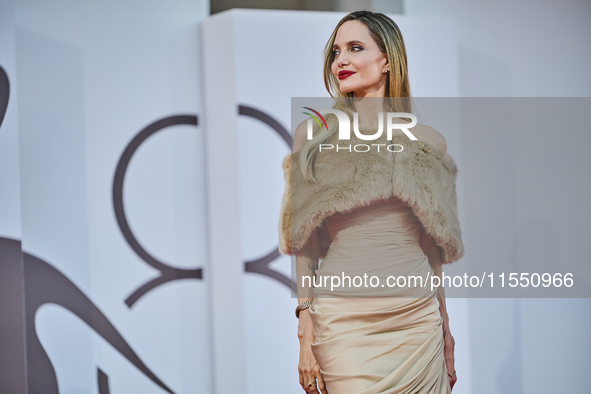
<box><xmin>308</xmin><ymin>197</ymin><xmax>451</xmax><ymax>394</ymax></box>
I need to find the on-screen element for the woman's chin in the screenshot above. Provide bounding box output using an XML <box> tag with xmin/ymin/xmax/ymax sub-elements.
<box><xmin>339</xmin><ymin>85</ymin><xmax>354</xmax><ymax>94</ymax></box>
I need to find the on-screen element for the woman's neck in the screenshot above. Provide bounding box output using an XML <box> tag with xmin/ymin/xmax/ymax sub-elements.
<box><xmin>352</xmin><ymin>97</ymin><xmax>387</xmax><ymax>129</ymax></box>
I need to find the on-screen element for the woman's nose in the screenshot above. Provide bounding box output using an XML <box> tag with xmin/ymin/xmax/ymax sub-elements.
<box><xmin>336</xmin><ymin>53</ymin><xmax>349</xmax><ymax>67</ymax></box>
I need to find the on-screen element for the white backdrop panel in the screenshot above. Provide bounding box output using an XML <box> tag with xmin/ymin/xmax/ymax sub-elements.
<box><xmin>13</xmin><ymin>1</ymin><xmax>210</xmax><ymax>393</ymax></box>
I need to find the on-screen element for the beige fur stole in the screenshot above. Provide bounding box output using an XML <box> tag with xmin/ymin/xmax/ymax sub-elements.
<box><xmin>278</xmin><ymin>132</ymin><xmax>464</xmax><ymax>264</ymax></box>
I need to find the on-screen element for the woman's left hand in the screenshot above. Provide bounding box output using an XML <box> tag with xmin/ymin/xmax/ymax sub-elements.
<box><xmin>444</xmin><ymin>330</ymin><xmax>457</xmax><ymax>390</ymax></box>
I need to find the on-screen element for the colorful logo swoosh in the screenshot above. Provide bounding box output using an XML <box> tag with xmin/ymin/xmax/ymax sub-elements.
<box><xmin>302</xmin><ymin>107</ymin><xmax>328</xmax><ymax>131</ymax></box>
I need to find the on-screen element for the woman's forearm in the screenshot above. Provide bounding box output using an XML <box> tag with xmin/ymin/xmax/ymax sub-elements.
<box><xmin>296</xmin><ymin>228</ymin><xmax>321</xmax><ymax>345</ymax></box>
<box><xmin>420</xmin><ymin>227</ymin><xmax>451</xmax><ymax>335</ymax></box>
<box><xmin>296</xmin><ymin>255</ymin><xmax>317</xmax><ymax>301</ymax></box>
<box><xmin>295</xmin><ymin>227</ymin><xmax>321</xmax><ymax>301</ymax></box>
<box><xmin>431</xmin><ymin>261</ymin><xmax>451</xmax><ymax>336</ymax></box>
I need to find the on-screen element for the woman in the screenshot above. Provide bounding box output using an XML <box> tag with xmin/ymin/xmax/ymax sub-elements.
<box><xmin>278</xmin><ymin>11</ymin><xmax>463</xmax><ymax>394</ymax></box>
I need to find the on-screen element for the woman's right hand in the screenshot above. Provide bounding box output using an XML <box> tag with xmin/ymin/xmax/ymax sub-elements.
<box><xmin>298</xmin><ymin>310</ymin><xmax>327</xmax><ymax>394</ymax></box>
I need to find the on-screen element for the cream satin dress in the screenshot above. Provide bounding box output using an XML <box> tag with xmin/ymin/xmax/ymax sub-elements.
<box><xmin>308</xmin><ymin>196</ymin><xmax>451</xmax><ymax>394</ymax></box>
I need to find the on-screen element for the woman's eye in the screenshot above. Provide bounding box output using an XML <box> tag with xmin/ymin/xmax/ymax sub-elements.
<box><xmin>332</xmin><ymin>46</ymin><xmax>362</xmax><ymax>57</ymax></box>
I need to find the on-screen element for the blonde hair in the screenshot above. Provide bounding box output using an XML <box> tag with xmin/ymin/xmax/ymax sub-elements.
<box><xmin>300</xmin><ymin>11</ymin><xmax>413</xmax><ymax>182</ymax></box>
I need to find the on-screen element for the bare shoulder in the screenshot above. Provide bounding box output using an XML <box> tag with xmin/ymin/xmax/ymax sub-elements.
<box><xmin>414</xmin><ymin>124</ymin><xmax>447</xmax><ymax>154</ymax></box>
<box><xmin>292</xmin><ymin>120</ymin><xmax>309</xmax><ymax>153</ymax></box>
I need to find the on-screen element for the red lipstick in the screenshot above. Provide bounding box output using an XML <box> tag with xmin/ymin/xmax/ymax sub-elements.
<box><xmin>338</xmin><ymin>70</ymin><xmax>355</xmax><ymax>80</ymax></box>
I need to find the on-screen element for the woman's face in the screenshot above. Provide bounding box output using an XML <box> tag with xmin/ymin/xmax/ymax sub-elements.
<box><xmin>331</xmin><ymin>20</ymin><xmax>389</xmax><ymax>97</ymax></box>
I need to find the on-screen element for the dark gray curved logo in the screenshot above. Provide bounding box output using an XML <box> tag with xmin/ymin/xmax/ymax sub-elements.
<box><xmin>0</xmin><ymin>65</ymin><xmax>8</xmax><ymax>129</ymax></box>
<box><xmin>114</xmin><ymin>107</ymin><xmax>295</xmax><ymax>300</ymax></box>
<box><xmin>113</xmin><ymin>115</ymin><xmax>203</xmax><ymax>307</ymax></box>
<box><xmin>22</xmin><ymin>239</ymin><xmax>174</xmax><ymax>393</ymax></box>
<box><xmin>238</xmin><ymin>105</ymin><xmax>294</xmax><ymax>290</ymax></box>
